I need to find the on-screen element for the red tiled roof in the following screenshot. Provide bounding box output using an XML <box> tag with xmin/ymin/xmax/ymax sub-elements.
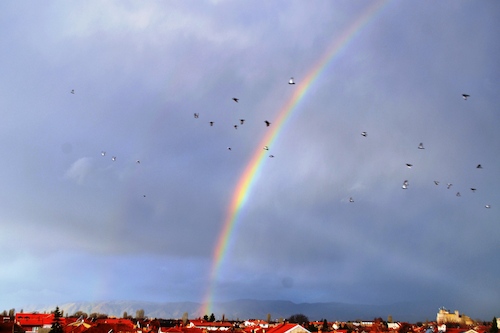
<box><xmin>16</xmin><ymin>313</ymin><xmax>64</xmax><ymax>327</ymax></box>
<box><xmin>266</xmin><ymin>323</ymin><xmax>309</xmax><ymax>333</ymax></box>
<box><xmin>189</xmin><ymin>321</ymin><xmax>232</xmax><ymax>328</ymax></box>
<box><xmin>94</xmin><ymin>319</ymin><xmax>134</xmax><ymax>327</ymax></box>
<box><xmin>84</xmin><ymin>323</ymin><xmax>136</xmax><ymax>333</ymax></box>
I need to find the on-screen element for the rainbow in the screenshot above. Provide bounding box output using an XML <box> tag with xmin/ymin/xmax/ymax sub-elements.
<box><xmin>201</xmin><ymin>0</ymin><xmax>389</xmax><ymax>316</ymax></box>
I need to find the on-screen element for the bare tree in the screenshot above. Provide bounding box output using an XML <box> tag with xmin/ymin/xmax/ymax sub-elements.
<box><xmin>136</xmin><ymin>309</ymin><xmax>145</xmax><ymax>320</ymax></box>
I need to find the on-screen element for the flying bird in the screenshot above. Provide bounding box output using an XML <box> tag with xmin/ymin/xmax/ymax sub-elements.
<box><xmin>476</xmin><ymin>164</ymin><xmax>483</xmax><ymax>169</ymax></box>
<box><xmin>232</xmin><ymin>98</ymin><xmax>239</xmax><ymax>103</ymax></box>
<box><xmin>209</xmin><ymin>121</ymin><xmax>214</xmax><ymax>126</ymax></box>
<box><xmin>234</xmin><ymin>125</ymin><xmax>238</xmax><ymax>129</ymax></box>
<box><xmin>70</xmin><ymin>89</ymin><xmax>75</xmax><ymax>94</ymax></box>
<box><xmin>361</xmin><ymin>132</ymin><xmax>367</xmax><ymax>137</ymax></box>
<box><xmin>101</xmin><ymin>151</ymin><xmax>106</xmax><ymax>156</ymax></box>
<box><xmin>462</xmin><ymin>94</ymin><xmax>470</xmax><ymax>100</ymax></box>
<box><xmin>240</xmin><ymin>119</ymin><xmax>245</xmax><ymax>125</ymax></box>
<box><xmin>418</xmin><ymin>143</ymin><xmax>425</xmax><ymax>149</ymax></box>
<box><xmin>289</xmin><ymin>77</ymin><xmax>295</xmax><ymax>85</ymax></box>
<box><xmin>269</xmin><ymin>155</ymin><xmax>274</xmax><ymax>158</ymax></box>
<box><xmin>402</xmin><ymin>180</ymin><xmax>409</xmax><ymax>189</ymax></box>
<box><xmin>447</xmin><ymin>183</ymin><xmax>453</xmax><ymax>189</ymax></box>
<box><xmin>112</xmin><ymin>156</ymin><xmax>116</xmax><ymax>161</ymax></box>
<box><xmin>227</xmin><ymin>147</ymin><xmax>231</xmax><ymax>151</ymax></box>
<box><xmin>136</xmin><ymin>160</ymin><xmax>140</xmax><ymax>164</ymax></box>
<box><xmin>471</xmin><ymin>188</ymin><xmax>477</xmax><ymax>192</ymax></box>
<box><xmin>265</xmin><ymin>120</ymin><xmax>271</xmax><ymax>127</ymax></box>
<box><xmin>263</xmin><ymin>146</ymin><xmax>269</xmax><ymax>150</ymax></box>
<box><xmin>406</xmin><ymin>163</ymin><xmax>413</xmax><ymax>168</ymax></box>
<box><xmin>349</xmin><ymin>197</ymin><xmax>354</xmax><ymax>203</ymax></box>
<box><xmin>485</xmin><ymin>204</ymin><xmax>491</xmax><ymax>209</ymax></box>
<box><xmin>194</xmin><ymin>113</ymin><xmax>199</xmax><ymax>118</ymax></box>
<box><xmin>434</xmin><ymin>181</ymin><xmax>440</xmax><ymax>185</ymax></box>
<box><xmin>456</xmin><ymin>192</ymin><xmax>461</xmax><ymax>197</ymax></box>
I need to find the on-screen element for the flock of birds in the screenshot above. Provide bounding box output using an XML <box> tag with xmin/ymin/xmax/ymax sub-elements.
<box><xmin>349</xmin><ymin>93</ymin><xmax>491</xmax><ymax>209</ymax></box>
<box><xmin>71</xmin><ymin>83</ymin><xmax>490</xmax><ymax>208</ymax></box>
<box><xmin>189</xmin><ymin>83</ymin><xmax>491</xmax><ymax>209</ymax></box>
<box><xmin>192</xmin><ymin>77</ymin><xmax>296</xmax><ymax>157</ymax></box>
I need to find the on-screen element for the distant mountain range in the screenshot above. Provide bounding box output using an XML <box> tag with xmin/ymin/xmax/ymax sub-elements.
<box><xmin>21</xmin><ymin>299</ymin><xmax>438</xmax><ymax>323</ymax></box>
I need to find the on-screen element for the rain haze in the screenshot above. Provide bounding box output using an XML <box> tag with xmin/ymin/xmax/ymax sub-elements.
<box><xmin>1</xmin><ymin>0</ymin><xmax>499</xmax><ymax>320</ymax></box>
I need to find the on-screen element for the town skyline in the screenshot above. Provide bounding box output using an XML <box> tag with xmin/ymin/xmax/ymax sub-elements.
<box><xmin>4</xmin><ymin>300</ymin><xmax>497</xmax><ymax>323</ymax></box>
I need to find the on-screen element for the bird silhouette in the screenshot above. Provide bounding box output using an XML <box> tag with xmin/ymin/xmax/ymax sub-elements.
<box><xmin>485</xmin><ymin>204</ymin><xmax>491</xmax><ymax>209</ymax></box>
<box><xmin>418</xmin><ymin>143</ymin><xmax>425</xmax><ymax>149</ymax></box>
<box><xmin>194</xmin><ymin>113</ymin><xmax>199</xmax><ymax>118</ymax></box>
<box><xmin>265</xmin><ymin>120</ymin><xmax>271</xmax><ymax>127</ymax></box>
<box><xmin>263</xmin><ymin>146</ymin><xmax>269</xmax><ymax>150</ymax></box>
<box><xmin>112</xmin><ymin>156</ymin><xmax>116</xmax><ymax>161</ymax></box>
<box><xmin>406</xmin><ymin>163</ymin><xmax>413</xmax><ymax>168</ymax></box>
<box><xmin>209</xmin><ymin>121</ymin><xmax>214</xmax><ymax>126</ymax></box>
<box><xmin>349</xmin><ymin>197</ymin><xmax>354</xmax><ymax>203</ymax></box>
<box><xmin>289</xmin><ymin>77</ymin><xmax>295</xmax><ymax>85</ymax></box>
<box><xmin>402</xmin><ymin>180</ymin><xmax>409</xmax><ymax>189</ymax></box>
<box><xmin>234</xmin><ymin>125</ymin><xmax>238</xmax><ymax>129</ymax></box>
<box><xmin>101</xmin><ymin>151</ymin><xmax>106</xmax><ymax>156</ymax></box>
<box><xmin>232</xmin><ymin>98</ymin><xmax>239</xmax><ymax>103</ymax></box>
<box><xmin>71</xmin><ymin>89</ymin><xmax>75</xmax><ymax>94</ymax></box>
<box><xmin>447</xmin><ymin>183</ymin><xmax>453</xmax><ymax>189</ymax></box>
<box><xmin>434</xmin><ymin>181</ymin><xmax>440</xmax><ymax>185</ymax></box>
<box><xmin>476</xmin><ymin>164</ymin><xmax>483</xmax><ymax>169</ymax></box>
<box><xmin>471</xmin><ymin>188</ymin><xmax>477</xmax><ymax>192</ymax></box>
<box><xmin>240</xmin><ymin>119</ymin><xmax>245</xmax><ymax>125</ymax></box>
<box><xmin>462</xmin><ymin>94</ymin><xmax>470</xmax><ymax>100</ymax></box>
<box><xmin>361</xmin><ymin>132</ymin><xmax>367</xmax><ymax>137</ymax></box>
<box><xmin>456</xmin><ymin>192</ymin><xmax>461</xmax><ymax>197</ymax></box>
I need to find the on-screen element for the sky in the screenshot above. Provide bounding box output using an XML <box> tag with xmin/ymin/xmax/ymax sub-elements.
<box><xmin>0</xmin><ymin>0</ymin><xmax>499</xmax><ymax>321</ymax></box>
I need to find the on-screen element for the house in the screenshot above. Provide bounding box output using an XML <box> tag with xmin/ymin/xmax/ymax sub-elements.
<box><xmin>244</xmin><ymin>321</ymin><xmax>269</xmax><ymax>329</ymax></box>
<box><xmin>265</xmin><ymin>323</ymin><xmax>310</xmax><ymax>333</ymax></box>
<box><xmin>387</xmin><ymin>323</ymin><xmax>400</xmax><ymax>331</ymax></box>
<box><xmin>15</xmin><ymin>313</ymin><xmax>64</xmax><ymax>333</ymax></box>
<box><xmin>187</xmin><ymin>320</ymin><xmax>233</xmax><ymax>331</ymax></box>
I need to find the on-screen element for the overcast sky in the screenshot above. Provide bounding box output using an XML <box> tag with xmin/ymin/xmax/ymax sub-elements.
<box><xmin>0</xmin><ymin>0</ymin><xmax>499</xmax><ymax>321</ymax></box>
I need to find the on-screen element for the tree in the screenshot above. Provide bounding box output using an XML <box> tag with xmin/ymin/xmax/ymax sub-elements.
<box><xmin>123</xmin><ymin>312</ymin><xmax>128</xmax><ymax>319</ymax></box>
<box><xmin>288</xmin><ymin>314</ymin><xmax>309</xmax><ymax>325</ymax></box>
<box><xmin>490</xmin><ymin>317</ymin><xmax>498</xmax><ymax>333</ymax></box>
<box><xmin>267</xmin><ymin>313</ymin><xmax>271</xmax><ymax>323</ymax></box>
<box><xmin>136</xmin><ymin>309</ymin><xmax>145</xmax><ymax>320</ymax></box>
<box><xmin>323</xmin><ymin>319</ymin><xmax>329</xmax><ymax>331</ymax></box>
<box><xmin>73</xmin><ymin>311</ymin><xmax>88</xmax><ymax>319</ymax></box>
<box><xmin>8</xmin><ymin>309</ymin><xmax>15</xmax><ymax>318</ymax></box>
<box><xmin>203</xmin><ymin>315</ymin><xmax>209</xmax><ymax>321</ymax></box>
<box><xmin>209</xmin><ymin>313</ymin><xmax>216</xmax><ymax>322</ymax></box>
<box><xmin>182</xmin><ymin>312</ymin><xmax>188</xmax><ymax>326</ymax></box>
<box><xmin>49</xmin><ymin>307</ymin><xmax>64</xmax><ymax>333</ymax></box>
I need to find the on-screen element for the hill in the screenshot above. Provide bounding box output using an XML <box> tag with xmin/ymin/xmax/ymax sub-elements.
<box><xmin>21</xmin><ymin>299</ymin><xmax>437</xmax><ymax>323</ymax></box>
